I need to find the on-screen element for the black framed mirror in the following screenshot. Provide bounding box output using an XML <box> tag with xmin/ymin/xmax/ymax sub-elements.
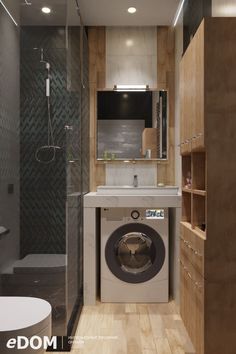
<box><xmin>97</xmin><ymin>90</ymin><xmax>168</xmax><ymax>161</ymax></box>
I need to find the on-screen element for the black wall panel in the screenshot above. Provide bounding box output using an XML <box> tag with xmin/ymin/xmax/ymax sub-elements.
<box><xmin>183</xmin><ymin>0</ymin><xmax>212</xmax><ymax>53</ymax></box>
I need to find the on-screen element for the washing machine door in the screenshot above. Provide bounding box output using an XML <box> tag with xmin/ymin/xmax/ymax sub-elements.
<box><xmin>105</xmin><ymin>223</ymin><xmax>166</xmax><ymax>284</ymax></box>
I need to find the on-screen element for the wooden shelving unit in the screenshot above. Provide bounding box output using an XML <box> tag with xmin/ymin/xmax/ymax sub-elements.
<box><xmin>179</xmin><ymin>18</ymin><xmax>236</xmax><ymax>354</ymax></box>
<box><xmin>181</xmin><ymin>152</ymin><xmax>206</xmax><ymax>239</ymax></box>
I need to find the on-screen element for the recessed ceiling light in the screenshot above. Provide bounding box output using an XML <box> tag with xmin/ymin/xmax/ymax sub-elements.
<box><xmin>127</xmin><ymin>7</ymin><xmax>137</xmax><ymax>14</ymax></box>
<box><xmin>126</xmin><ymin>39</ymin><xmax>134</xmax><ymax>47</ymax></box>
<box><xmin>41</xmin><ymin>7</ymin><xmax>51</xmax><ymax>14</ymax></box>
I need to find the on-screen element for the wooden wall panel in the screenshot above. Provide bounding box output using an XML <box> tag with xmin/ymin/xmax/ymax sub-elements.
<box><xmin>156</xmin><ymin>27</ymin><xmax>175</xmax><ymax>185</ymax></box>
<box><xmin>89</xmin><ymin>26</ymin><xmax>175</xmax><ymax>190</ymax></box>
<box><xmin>157</xmin><ymin>27</ymin><xmax>175</xmax><ymax>90</ymax></box>
<box><xmin>88</xmin><ymin>27</ymin><xmax>106</xmax><ymax>191</ymax></box>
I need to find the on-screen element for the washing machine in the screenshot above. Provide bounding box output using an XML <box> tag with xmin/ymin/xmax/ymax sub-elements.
<box><xmin>101</xmin><ymin>207</ymin><xmax>169</xmax><ymax>303</ymax></box>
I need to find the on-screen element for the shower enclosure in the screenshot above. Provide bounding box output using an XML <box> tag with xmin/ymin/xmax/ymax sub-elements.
<box><xmin>0</xmin><ymin>0</ymin><xmax>89</xmax><ymax>340</ymax></box>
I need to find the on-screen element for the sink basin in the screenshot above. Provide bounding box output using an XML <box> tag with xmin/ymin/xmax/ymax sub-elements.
<box><xmin>97</xmin><ymin>185</ymin><xmax>179</xmax><ymax>195</ymax></box>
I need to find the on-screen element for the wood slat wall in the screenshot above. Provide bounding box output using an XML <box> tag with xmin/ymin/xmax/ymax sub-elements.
<box><xmin>156</xmin><ymin>27</ymin><xmax>175</xmax><ymax>186</ymax></box>
<box><xmin>88</xmin><ymin>27</ymin><xmax>106</xmax><ymax>191</ymax></box>
<box><xmin>88</xmin><ymin>26</ymin><xmax>175</xmax><ymax>191</ymax></box>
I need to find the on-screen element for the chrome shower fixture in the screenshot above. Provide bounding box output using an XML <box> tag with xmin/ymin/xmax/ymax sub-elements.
<box><xmin>40</xmin><ymin>48</ymin><xmax>51</xmax><ymax>71</ymax></box>
<box><xmin>34</xmin><ymin>47</ymin><xmax>61</xmax><ymax>164</ymax></box>
<box><xmin>33</xmin><ymin>48</ymin><xmax>50</xmax><ymax>71</ymax></box>
<box><xmin>33</xmin><ymin>48</ymin><xmax>51</xmax><ymax>97</ymax></box>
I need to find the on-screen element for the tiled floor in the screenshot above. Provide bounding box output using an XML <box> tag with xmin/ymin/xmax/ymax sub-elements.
<box><xmin>55</xmin><ymin>301</ymin><xmax>195</xmax><ymax>354</ymax></box>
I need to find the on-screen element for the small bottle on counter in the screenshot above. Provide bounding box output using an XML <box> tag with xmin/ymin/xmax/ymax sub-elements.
<box><xmin>145</xmin><ymin>149</ymin><xmax>152</xmax><ymax>159</ymax></box>
<box><xmin>185</xmin><ymin>171</ymin><xmax>192</xmax><ymax>189</ymax></box>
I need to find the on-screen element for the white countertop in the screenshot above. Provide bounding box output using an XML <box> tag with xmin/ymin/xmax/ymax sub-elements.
<box><xmin>84</xmin><ymin>192</ymin><xmax>182</xmax><ymax>208</ymax></box>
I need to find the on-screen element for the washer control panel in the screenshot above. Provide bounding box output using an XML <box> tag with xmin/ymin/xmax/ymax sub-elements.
<box><xmin>102</xmin><ymin>208</ymin><xmax>167</xmax><ymax>222</ymax></box>
<box><xmin>129</xmin><ymin>209</ymin><xmax>165</xmax><ymax>221</ymax></box>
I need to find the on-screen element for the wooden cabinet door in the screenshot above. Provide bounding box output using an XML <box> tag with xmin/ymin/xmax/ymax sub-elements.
<box><xmin>180</xmin><ymin>259</ymin><xmax>196</xmax><ymax>345</ymax></box>
<box><xmin>180</xmin><ymin>22</ymin><xmax>205</xmax><ymax>153</ymax></box>
<box><xmin>180</xmin><ymin>252</ymin><xmax>204</xmax><ymax>354</ymax></box>
<box><xmin>180</xmin><ymin>59</ymin><xmax>185</xmax><ymax>145</ymax></box>
<box><xmin>180</xmin><ymin>47</ymin><xmax>192</xmax><ymax>154</ymax></box>
<box><xmin>195</xmin><ymin>283</ymin><xmax>204</xmax><ymax>354</ymax></box>
<box><xmin>191</xmin><ymin>21</ymin><xmax>205</xmax><ymax>150</ymax></box>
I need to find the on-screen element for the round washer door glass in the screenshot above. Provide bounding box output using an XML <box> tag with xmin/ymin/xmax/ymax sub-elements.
<box><xmin>105</xmin><ymin>223</ymin><xmax>166</xmax><ymax>284</ymax></box>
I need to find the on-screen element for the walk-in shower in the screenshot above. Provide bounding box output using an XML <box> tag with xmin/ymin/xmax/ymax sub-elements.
<box><xmin>0</xmin><ymin>0</ymin><xmax>89</xmax><ymax>346</ymax></box>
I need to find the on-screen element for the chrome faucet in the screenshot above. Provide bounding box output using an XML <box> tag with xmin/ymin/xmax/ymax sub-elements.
<box><xmin>133</xmin><ymin>175</ymin><xmax>138</xmax><ymax>188</ymax></box>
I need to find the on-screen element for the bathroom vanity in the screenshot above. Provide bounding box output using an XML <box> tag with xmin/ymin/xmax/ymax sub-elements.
<box><xmin>83</xmin><ymin>189</ymin><xmax>181</xmax><ymax>305</ymax></box>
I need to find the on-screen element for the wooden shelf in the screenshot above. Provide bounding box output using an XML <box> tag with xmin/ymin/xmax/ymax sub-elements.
<box><xmin>181</xmin><ymin>221</ymin><xmax>206</xmax><ymax>241</ymax></box>
<box><xmin>182</xmin><ymin>187</ymin><xmax>192</xmax><ymax>194</ymax></box>
<box><xmin>193</xmin><ymin>226</ymin><xmax>206</xmax><ymax>240</ymax></box>
<box><xmin>182</xmin><ymin>188</ymin><xmax>206</xmax><ymax>196</ymax></box>
<box><xmin>180</xmin><ymin>148</ymin><xmax>191</xmax><ymax>156</ymax></box>
<box><xmin>192</xmin><ymin>189</ymin><xmax>206</xmax><ymax>196</ymax></box>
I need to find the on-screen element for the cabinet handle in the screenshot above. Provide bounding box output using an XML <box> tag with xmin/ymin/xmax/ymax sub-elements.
<box><xmin>179</xmin><ymin>260</ymin><xmax>203</xmax><ymax>291</ymax></box>
<box><xmin>180</xmin><ymin>236</ymin><xmax>203</xmax><ymax>258</ymax></box>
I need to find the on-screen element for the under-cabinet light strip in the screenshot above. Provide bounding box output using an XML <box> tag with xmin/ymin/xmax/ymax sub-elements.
<box><xmin>0</xmin><ymin>0</ymin><xmax>18</xmax><ymax>26</ymax></box>
<box><xmin>173</xmin><ymin>0</ymin><xmax>185</xmax><ymax>27</ymax></box>
<box><xmin>114</xmin><ymin>85</ymin><xmax>149</xmax><ymax>92</ymax></box>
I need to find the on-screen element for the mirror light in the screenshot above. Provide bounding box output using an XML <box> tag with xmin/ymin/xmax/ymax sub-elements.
<box><xmin>114</xmin><ymin>85</ymin><xmax>149</xmax><ymax>92</ymax></box>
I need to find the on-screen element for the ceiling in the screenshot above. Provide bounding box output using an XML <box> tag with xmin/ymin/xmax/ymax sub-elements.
<box><xmin>2</xmin><ymin>0</ymin><xmax>180</xmax><ymax>26</ymax></box>
<box><xmin>18</xmin><ymin>0</ymin><xmax>80</xmax><ymax>26</ymax></box>
<box><xmin>78</xmin><ymin>0</ymin><xmax>180</xmax><ymax>26</ymax></box>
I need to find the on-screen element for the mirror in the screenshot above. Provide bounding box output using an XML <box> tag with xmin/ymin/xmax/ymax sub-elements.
<box><xmin>97</xmin><ymin>90</ymin><xmax>168</xmax><ymax>160</ymax></box>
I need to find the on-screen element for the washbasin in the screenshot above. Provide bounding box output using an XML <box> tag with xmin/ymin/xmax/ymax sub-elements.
<box><xmin>97</xmin><ymin>185</ymin><xmax>179</xmax><ymax>195</ymax></box>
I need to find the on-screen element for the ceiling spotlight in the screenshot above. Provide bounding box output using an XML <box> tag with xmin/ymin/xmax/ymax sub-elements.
<box><xmin>128</xmin><ymin>7</ymin><xmax>137</xmax><ymax>14</ymax></box>
<box><xmin>41</xmin><ymin>7</ymin><xmax>51</xmax><ymax>14</ymax></box>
